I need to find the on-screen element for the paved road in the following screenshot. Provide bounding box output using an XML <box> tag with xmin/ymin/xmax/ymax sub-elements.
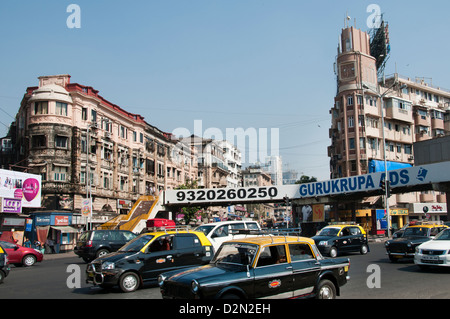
<box><xmin>1</xmin><ymin>242</ymin><xmax>449</xmax><ymax>299</ymax></box>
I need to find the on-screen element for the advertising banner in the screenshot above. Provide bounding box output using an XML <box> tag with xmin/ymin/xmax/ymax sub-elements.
<box><xmin>0</xmin><ymin>169</ymin><xmax>42</xmax><ymax>208</ymax></box>
<box><xmin>81</xmin><ymin>198</ymin><xmax>92</xmax><ymax>217</ymax></box>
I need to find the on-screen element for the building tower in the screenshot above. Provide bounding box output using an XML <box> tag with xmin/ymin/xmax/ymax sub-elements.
<box><xmin>329</xmin><ymin>26</ymin><xmax>379</xmax><ymax>179</ymax></box>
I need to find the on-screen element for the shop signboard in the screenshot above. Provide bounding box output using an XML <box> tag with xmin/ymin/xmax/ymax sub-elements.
<box><xmin>1</xmin><ymin>198</ymin><xmax>22</xmax><ymax>213</ymax></box>
<box><xmin>0</xmin><ymin>169</ymin><xmax>41</xmax><ymax>208</ymax></box>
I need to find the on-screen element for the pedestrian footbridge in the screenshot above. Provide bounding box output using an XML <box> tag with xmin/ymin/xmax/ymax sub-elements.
<box><xmin>100</xmin><ymin>161</ymin><xmax>450</xmax><ymax>233</ymax></box>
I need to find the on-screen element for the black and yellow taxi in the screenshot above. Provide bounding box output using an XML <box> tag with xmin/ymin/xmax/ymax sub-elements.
<box><xmin>385</xmin><ymin>222</ymin><xmax>448</xmax><ymax>262</ymax></box>
<box><xmin>312</xmin><ymin>223</ymin><xmax>369</xmax><ymax>257</ymax></box>
<box><xmin>0</xmin><ymin>242</ymin><xmax>10</xmax><ymax>284</ymax></box>
<box><xmin>159</xmin><ymin>236</ymin><xmax>350</xmax><ymax>299</ymax></box>
<box><xmin>86</xmin><ymin>229</ymin><xmax>213</xmax><ymax>292</ymax></box>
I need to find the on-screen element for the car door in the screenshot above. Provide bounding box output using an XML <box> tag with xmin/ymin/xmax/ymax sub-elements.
<box><xmin>172</xmin><ymin>233</ymin><xmax>206</xmax><ymax>268</ymax></box>
<box><xmin>253</xmin><ymin>244</ymin><xmax>294</xmax><ymax>299</ymax></box>
<box><xmin>210</xmin><ymin>224</ymin><xmax>231</xmax><ymax>250</ymax></box>
<box><xmin>337</xmin><ymin>227</ymin><xmax>352</xmax><ymax>252</ymax></box>
<box><xmin>348</xmin><ymin>227</ymin><xmax>363</xmax><ymax>252</ymax></box>
<box><xmin>288</xmin><ymin>243</ymin><xmax>321</xmax><ymax>297</ymax></box>
<box><xmin>142</xmin><ymin>234</ymin><xmax>180</xmax><ymax>280</ymax></box>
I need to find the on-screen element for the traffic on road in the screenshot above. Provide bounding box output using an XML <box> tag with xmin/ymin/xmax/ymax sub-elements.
<box><xmin>1</xmin><ymin>219</ymin><xmax>450</xmax><ymax>300</ymax></box>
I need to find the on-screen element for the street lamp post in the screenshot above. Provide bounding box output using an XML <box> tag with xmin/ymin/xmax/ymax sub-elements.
<box><xmin>363</xmin><ymin>81</ymin><xmax>406</xmax><ymax>238</ymax></box>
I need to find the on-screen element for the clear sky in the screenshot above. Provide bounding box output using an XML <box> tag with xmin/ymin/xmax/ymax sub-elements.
<box><xmin>1</xmin><ymin>1</ymin><xmax>449</xmax><ymax>181</ymax></box>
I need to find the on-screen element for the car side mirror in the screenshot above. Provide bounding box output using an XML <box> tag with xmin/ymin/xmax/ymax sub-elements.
<box><xmin>14</xmin><ymin>245</ymin><xmax>19</xmax><ymax>250</ymax></box>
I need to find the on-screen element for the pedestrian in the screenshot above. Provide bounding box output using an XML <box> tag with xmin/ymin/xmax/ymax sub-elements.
<box><xmin>23</xmin><ymin>237</ymin><xmax>31</xmax><ymax>248</ymax></box>
<box><xmin>46</xmin><ymin>238</ymin><xmax>56</xmax><ymax>254</ymax></box>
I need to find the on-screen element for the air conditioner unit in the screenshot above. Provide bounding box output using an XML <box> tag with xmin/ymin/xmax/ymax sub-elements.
<box><xmin>104</xmin><ymin>132</ymin><xmax>111</xmax><ymax>138</ymax></box>
<box><xmin>408</xmin><ymin>156</ymin><xmax>414</xmax><ymax>160</ymax></box>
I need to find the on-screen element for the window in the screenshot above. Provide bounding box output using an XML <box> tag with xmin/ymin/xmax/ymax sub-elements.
<box><xmin>347</xmin><ymin>95</ymin><xmax>354</xmax><ymax>106</ymax></box>
<box><xmin>173</xmin><ymin>234</ymin><xmax>201</xmax><ymax>250</ymax></box>
<box><xmin>256</xmin><ymin>245</ymin><xmax>287</xmax><ymax>267</ymax></box>
<box><xmin>349</xmin><ymin>138</ymin><xmax>355</xmax><ymax>149</ymax></box>
<box><xmin>54</xmin><ymin>166</ymin><xmax>68</xmax><ymax>181</ymax></box>
<box><xmin>55</xmin><ymin>102</ymin><xmax>68</xmax><ymax>116</ymax></box>
<box><xmin>91</xmin><ymin>110</ymin><xmax>97</xmax><ymax>123</ymax></box>
<box><xmin>32</xmin><ymin>135</ymin><xmax>46</xmax><ymax>148</ymax></box>
<box><xmin>404</xmin><ymin>144</ymin><xmax>412</xmax><ymax>155</ymax></box>
<box><xmin>417</xmin><ymin>109</ymin><xmax>428</xmax><ymax>119</ymax></box>
<box><xmin>34</xmin><ymin>101</ymin><xmax>48</xmax><ymax>115</ymax></box>
<box><xmin>359</xmin><ymin>137</ymin><xmax>366</xmax><ymax>149</ymax></box>
<box><xmin>82</xmin><ymin>107</ymin><xmax>88</xmax><ymax>121</ymax></box>
<box><xmin>289</xmin><ymin>244</ymin><xmax>314</xmax><ymax>261</ymax></box>
<box><xmin>348</xmin><ymin>116</ymin><xmax>354</xmax><ymax>128</ymax></box>
<box><xmin>55</xmin><ymin>136</ymin><xmax>68</xmax><ymax>148</ymax></box>
<box><xmin>212</xmin><ymin>225</ymin><xmax>229</xmax><ymax>238</ymax></box>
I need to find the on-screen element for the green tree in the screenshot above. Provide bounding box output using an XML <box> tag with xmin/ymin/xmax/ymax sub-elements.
<box><xmin>295</xmin><ymin>175</ymin><xmax>318</xmax><ymax>184</ymax></box>
<box><xmin>175</xmin><ymin>179</ymin><xmax>203</xmax><ymax>225</ymax></box>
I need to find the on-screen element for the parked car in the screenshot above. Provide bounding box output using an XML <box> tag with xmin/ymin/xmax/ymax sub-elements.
<box><xmin>86</xmin><ymin>230</ymin><xmax>213</xmax><ymax>293</ymax></box>
<box><xmin>312</xmin><ymin>224</ymin><xmax>369</xmax><ymax>257</ymax></box>
<box><xmin>159</xmin><ymin>236</ymin><xmax>350</xmax><ymax>299</ymax></box>
<box><xmin>414</xmin><ymin>228</ymin><xmax>450</xmax><ymax>270</ymax></box>
<box><xmin>74</xmin><ymin>230</ymin><xmax>137</xmax><ymax>262</ymax></box>
<box><xmin>0</xmin><ymin>243</ymin><xmax>10</xmax><ymax>283</ymax></box>
<box><xmin>194</xmin><ymin>220</ymin><xmax>261</xmax><ymax>251</ymax></box>
<box><xmin>385</xmin><ymin>223</ymin><xmax>448</xmax><ymax>262</ymax></box>
<box><xmin>0</xmin><ymin>240</ymin><xmax>43</xmax><ymax>267</ymax></box>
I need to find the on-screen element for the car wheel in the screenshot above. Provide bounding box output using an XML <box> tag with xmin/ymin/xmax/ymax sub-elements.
<box><xmin>96</xmin><ymin>249</ymin><xmax>110</xmax><ymax>259</ymax></box>
<box><xmin>360</xmin><ymin>244</ymin><xmax>369</xmax><ymax>255</ymax></box>
<box><xmin>119</xmin><ymin>272</ymin><xmax>140</xmax><ymax>293</ymax></box>
<box><xmin>23</xmin><ymin>254</ymin><xmax>36</xmax><ymax>267</ymax></box>
<box><xmin>329</xmin><ymin>247</ymin><xmax>338</xmax><ymax>258</ymax></box>
<box><xmin>316</xmin><ymin>279</ymin><xmax>336</xmax><ymax>299</ymax></box>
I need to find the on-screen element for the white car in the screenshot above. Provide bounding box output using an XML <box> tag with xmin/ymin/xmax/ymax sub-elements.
<box><xmin>414</xmin><ymin>228</ymin><xmax>450</xmax><ymax>269</ymax></box>
<box><xmin>194</xmin><ymin>220</ymin><xmax>261</xmax><ymax>252</ymax></box>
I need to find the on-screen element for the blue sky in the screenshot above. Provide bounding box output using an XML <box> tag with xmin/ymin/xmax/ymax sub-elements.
<box><xmin>1</xmin><ymin>1</ymin><xmax>449</xmax><ymax>181</ymax></box>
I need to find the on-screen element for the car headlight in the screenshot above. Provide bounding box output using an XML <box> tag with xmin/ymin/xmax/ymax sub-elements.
<box><xmin>191</xmin><ymin>280</ymin><xmax>199</xmax><ymax>293</ymax></box>
<box><xmin>415</xmin><ymin>247</ymin><xmax>420</xmax><ymax>253</ymax></box>
<box><xmin>318</xmin><ymin>241</ymin><xmax>329</xmax><ymax>246</ymax></box>
<box><xmin>102</xmin><ymin>261</ymin><xmax>115</xmax><ymax>270</ymax></box>
<box><xmin>158</xmin><ymin>274</ymin><xmax>166</xmax><ymax>287</ymax></box>
<box><xmin>385</xmin><ymin>241</ymin><xmax>390</xmax><ymax>247</ymax></box>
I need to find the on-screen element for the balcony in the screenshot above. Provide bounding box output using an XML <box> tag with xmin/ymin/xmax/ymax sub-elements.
<box><xmin>385</xmin><ymin>107</ymin><xmax>413</xmax><ymax>123</ymax></box>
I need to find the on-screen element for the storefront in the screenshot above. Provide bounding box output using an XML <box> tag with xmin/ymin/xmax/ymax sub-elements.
<box><xmin>408</xmin><ymin>203</ymin><xmax>448</xmax><ymax>222</ymax></box>
<box><xmin>27</xmin><ymin>211</ymin><xmax>79</xmax><ymax>253</ymax></box>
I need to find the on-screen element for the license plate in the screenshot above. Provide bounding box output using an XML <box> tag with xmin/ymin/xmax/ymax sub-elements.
<box><xmin>423</xmin><ymin>255</ymin><xmax>439</xmax><ymax>261</ymax></box>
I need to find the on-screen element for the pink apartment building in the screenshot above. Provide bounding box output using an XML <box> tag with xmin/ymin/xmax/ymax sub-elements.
<box><xmin>329</xmin><ymin>26</ymin><xmax>450</xmax><ymax>229</ymax></box>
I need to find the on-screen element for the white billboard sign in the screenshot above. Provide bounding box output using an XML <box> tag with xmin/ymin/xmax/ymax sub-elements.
<box><xmin>0</xmin><ymin>169</ymin><xmax>42</xmax><ymax>208</ymax></box>
<box><xmin>164</xmin><ymin>161</ymin><xmax>450</xmax><ymax>205</ymax></box>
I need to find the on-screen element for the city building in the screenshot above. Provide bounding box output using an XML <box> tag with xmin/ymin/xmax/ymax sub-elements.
<box><xmin>218</xmin><ymin>140</ymin><xmax>242</xmax><ymax>188</ymax></box>
<box><xmin>7</xmin><ymin>74</ymin><xmax>198</xmax><ymax>224</ymax></box>
<box><xmin>328</xmin><ymin>25</ymin><xmax>450</xmax><ymax>229</ymax></box>
<box><xmin>264</xmin><ymin>155</ymin><xmax>283</xmax><ymax>186</ymax></box>
<box><xmin>241</xmin><ymin>165</ymin><xmax>274</xmax><ymax>223</ymax></box>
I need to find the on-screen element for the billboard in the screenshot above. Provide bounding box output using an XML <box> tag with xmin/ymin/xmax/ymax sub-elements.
<box><xmin>0</xmin><ymin>169</ymin><xmax>42</xmax><ymax>208</ymax></box>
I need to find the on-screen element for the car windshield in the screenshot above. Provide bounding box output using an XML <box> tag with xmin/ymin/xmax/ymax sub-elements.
<box><xmin>403</xmin><ymin>227</ymin><xmax>429</xmax><ymax>237</ymax></box>
<box><xmin>434</xmin><ymin>229</ymin><xmax>450</xmax><ymax>240</ymax></box>
<box><xmin>212</xmin><ymin>242</ymin><xmax>258</xmax><ymax>266</ymax></box>
<box><xmin>119</xmin><ymin>234</ymin><xmax>154</xmax><ymax>252</ymax></box>
<box><xmin>318</xmin><ymin>227</ymin><xmax>340</xmax><ymax>236</ymax></box>
<box><xmin>194</xmin><ymin>225</ymin><xmax>215</xmax><ymax>236</ymax></box>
